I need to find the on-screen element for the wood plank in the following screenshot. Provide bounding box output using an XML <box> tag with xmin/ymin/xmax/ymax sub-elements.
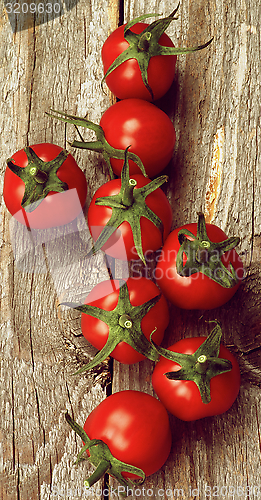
<box><xmin>0</xmin><ymin>0</ymin><xmax>119</xmax><ymax>498</ymax></box>
<box><xmin>1</xmin><ymin>0</ymin><xmax>261</xmax><ymax>498</ymax></box>
<box><xmin>110</xmin><ymin>0</ymin><xmax>261</xmax><ymax>498</ymax></box>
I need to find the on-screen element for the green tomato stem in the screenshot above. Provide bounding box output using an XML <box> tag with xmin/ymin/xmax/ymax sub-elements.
<box><xmin>138</xmin><ymin>31</ymin><xmax>152</xmax><ymax>52</ymax></box>
<box><xmin>119</xmin><ymin>314</ymin><xmax>133</xmax><ymax>329</ymax></box>
<box><xmin>122</xmin><ymin>179</ymin><xmax>137</xmax><ymax>207</ymax></box>
<box><xmin>84</xmin><ymin>460</ymin><xmax>110</xmax><ymax>488</ymax></box>
<box><xmin>195</xmin><ymin>355</ymin><xmax>209</xmax><ymax>373</ymax></box>
<box><xmin>29</xmin><ymin>166</ymin><xmax>49</xmax><ymax>184</ymax></box>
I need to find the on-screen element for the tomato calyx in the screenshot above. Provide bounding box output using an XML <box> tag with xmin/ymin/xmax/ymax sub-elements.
<box><xmin>65</xmin><ymin>412</ymin><xmax>145</xmax><ymax>496</ymax></box>
<box><xmin>61</xmin><ymin>280</ymin><xmax>160</xmax><ymax>374</ymax></box>
<box><xmin>102</xmin><ymin>4</ymin><xmax>213</xmax><ymax>100</ymax></box>
<box><xmin>87</xmin><ymin>149</ymin><xmax>168</xmax><ymax>263</ymax></box>
<box><xmin>46</xmin><ymin>109</ymin><xmax>147</xmax><ymax>179</ymax></box>
<box><xmin>6</xmin><ymin>146</ymin><xmax>69</xmax><ymax>212</ymax></box>
<box><xmin>176</xmin><ymin>212</ymin><xmax>240</xmax><ymax>288</ymax></box>
<box><xmin>151</xmin><ymin>322</ymin><xmax>233</xmax><ymax>404</ymax></box>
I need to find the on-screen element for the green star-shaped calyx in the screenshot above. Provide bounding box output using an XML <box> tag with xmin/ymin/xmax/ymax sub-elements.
<box><xmin>151</xmin><ymin>322</ymin><xmax>233</xmax><ymax>404</ymax></box>
<box><xmin>176</xmin><ymin>212</ymin><xmax>240</xmax><ymax>288</ymax></box>
<box><xmin>86</xmin><ymin>148</ymin><xmax>168</xmax><ymax>264</ymax></box>
<box><xmin>61</xmin><ymin>280</ymin><xmax>161</xmax><ymax>374</ymax></box>
<box><xmin>7</xmin><ymin>146</ymin><xmax>69</xmax><ymax>212</ymax></box>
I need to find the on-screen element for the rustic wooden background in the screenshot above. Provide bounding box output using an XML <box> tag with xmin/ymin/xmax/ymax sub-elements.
<box><xmin>1</xmin><ymin>0</ymin><xmax>261</xmax><ymax>499</ymax></box>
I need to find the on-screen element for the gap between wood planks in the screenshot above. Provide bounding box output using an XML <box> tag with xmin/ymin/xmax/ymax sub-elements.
<box><xmin>118</xmin><ymin>0</ymin><xmax>124</xmax><ymax>26</ymax></box>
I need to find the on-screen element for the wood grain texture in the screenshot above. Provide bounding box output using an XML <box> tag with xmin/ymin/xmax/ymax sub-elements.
<box><xmin>0</xmin><ymin>0</ymin><xmax>118</xmax><ymax>498</ymax></box>
<box><xmin>0</xmin><ymin>0</ymin><xmax>261</xmax><ymax>499</ymax></box>
<box><xmin>124</xmin><ymin>0</ymin><xmax>260</xmax><ymax>263</ymax></box>
<box><xmin>110</xmin><ymin>0</ymin><xmax>261</xmax><ymax>498</ymax></box>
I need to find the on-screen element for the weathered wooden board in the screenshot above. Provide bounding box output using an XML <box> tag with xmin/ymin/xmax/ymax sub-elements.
<box><xmin>110</xmin><ymin>0</ymin><xmax>261</xmax><ymax>498</ymax></box>
<box><xmin>0</xmin><ymin>0</ymin><xmax>117</xmax><ymax>498</ymax></box>
<box><xmin>0</xmin><ymin>0</ymin><xmax>261</xmax><ymax>499</ymax></box>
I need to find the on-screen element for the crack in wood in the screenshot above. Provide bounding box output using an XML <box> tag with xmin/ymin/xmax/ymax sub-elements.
<box><xmin>249</xmin><ymin>127</ymin><xmax>258</xmax><ymax>268</ymax></box>
<box><xmin>26</xmin><ymin>26</ymin><xmax>37</xmax><ymax>145</ymax></box>
<box><xmin>205</xmin><ymin>126</ymin><xmax>224</xmax><ymax>223</ymax></box>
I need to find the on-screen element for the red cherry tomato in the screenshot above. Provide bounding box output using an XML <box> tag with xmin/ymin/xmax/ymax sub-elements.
<box><xmin>99</xmin><ymin>99</ymin><xmax>176</xmax><ymax>177</ymax></box>
<box><xmin>155</xmin><ymin>222</ymin><xmax>244</xmax><ymax>309</ymax></box>
<box><xmin>84</xmin><ymin>390</ymin><xmax>172</xmax><ymax>479</ymax></box>
<box><xmin>81</xmin><ymin>278</ymin><xmax>169</xmax><ymax>364</ymax></box>
<box><xmin>152</xmin><ymin>336</ymin><xmax>241</xmax><ymax>421</ymax></box>
<box><xmin>88</xmin><ymin>174</ymin><xmax>172</xmax><ymax>261</ymax></box>
<box><xmin>3</xmin><ymin>143</ymin><xmax>87</xmax><ymax>229</ymax></box>
<box><xmin>102</xmin><ymin>23</ymin><xmax>177</xmax><ymax>102</ymax></box>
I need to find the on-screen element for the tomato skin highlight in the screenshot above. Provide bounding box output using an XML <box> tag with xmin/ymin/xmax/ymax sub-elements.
<box><xmin>83</xmin><ymin>390</ymin><xmax>172</xmax><ymax>478</ymax></box>
<box><xmin>81</xmin><ymin>278</ymin><xmax>169</xmax><ymax>364</ymax></box>
<box><xmin>3</xmin><ymin>143</ymin><xmax>87</xmax><ymax>229</ymax></box>
<box><xmin>99</xmin><ymin>99</ymin><xmax>176</xmax><ymax>177</ymax></box>
<box><xmin>87</xmin><ymin>174</ymin><xmax>172</xmax><ymax>261</ymax></box>
<box><xmin>155</xmin><ymin>222</ymin><xmax>244</xmax><ymax>309</ymax></box>
<box><xmin>152</xmin><ymin>337</ymin><xmax>241</xmax><ymax>421</ymax></box>
<box><xmin>102</xmin><ymin>23</ymin><xmax>177</xmax><ymax>102</ymax></box>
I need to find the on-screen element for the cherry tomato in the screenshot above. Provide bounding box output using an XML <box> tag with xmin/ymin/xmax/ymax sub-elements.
<box><xmin>81</xmin><ymin>278</ymin><xmax>169</xmax><ymax>364</ymax></box>
<box><xmin>155</xmin><ymin>221</ymin><xmax>244</xmax><ymax>309</ymax></box>
<box><xmin>102</xmin><ymin>23</ymin><xmax>177</xmax><ymax>102</ymax></box>
<box><xmin>87</xmin><ymin>173</ymin><xmax>172</xmax><ymax>261</ymax></box>
<box><xmin>152</xmin><ymin>336</ymin><xmax>241</xmax><ymax>421</ymax></box>
<box><xmin>84</xmin><ymin>390</ymin><xmax>172</xmax><ymax>479</ymax></box>
<box><xmin>3</xmin><ymin>143</ymin><xmax>87</xmax><ymax>229</ymax></box>
<box><xmin>99</xmin><ymin>99</ymin><xmax>176</xmax><ymax>177</ymax></box>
